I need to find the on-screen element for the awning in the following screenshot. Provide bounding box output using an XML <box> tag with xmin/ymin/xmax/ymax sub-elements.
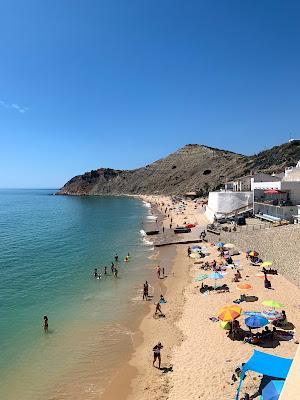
<box><xmin>235</xmin><ymin>350</ymin><xmax>293</xmax><ymax>400</ymax></box>
<box><xmin>264</xmin><ymin>189</ymin><xmax>285</xmax><ymax>194</ymax></box>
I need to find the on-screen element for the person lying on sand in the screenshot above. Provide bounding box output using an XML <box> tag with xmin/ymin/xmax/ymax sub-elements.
<box><xmin>152</xmin><ymin>342</ymin><xmax>163</xmax><ymax>369</ymax></box>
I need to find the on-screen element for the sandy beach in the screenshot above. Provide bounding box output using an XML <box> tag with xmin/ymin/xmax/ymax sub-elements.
<box><xmin>122</xmin><ymin>195</ymin><xmax>300</xmax><ymax>400</ymax></box>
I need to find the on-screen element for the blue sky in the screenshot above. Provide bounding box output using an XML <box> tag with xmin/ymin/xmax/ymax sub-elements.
<box><xmin>0</xmin><ymin>1</ymin><xmax>300</xmax><ymax>188</ymax></box>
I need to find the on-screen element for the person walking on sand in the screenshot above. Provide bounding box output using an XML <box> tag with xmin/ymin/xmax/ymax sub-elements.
<box><xmin>156</xmin><ymin>266</ymin><xmax>161</xmax><ymax>279</ymax></box>
<box><xmin>152</xmin><ymin>342</ymin><xmax>163</xmax><ymax>369</ymax></box>
<box><xmin>114</xmin><ymin>268</ymin><xmax>118</xmax><ymax>278</ymax></box>
<box><xmin>155</xmin><ymin>302</ymin><xmax>165</xmax><ymax>317</ymax></box>
<box><xmin>43</xmin><ymin>315</ymin><xmax>49</xmax><ymax>332</ymax></box>
<box><xmin>162</xmin><ymin>267</ymin><xmax>165</xmax><ymax>278</ymax></box>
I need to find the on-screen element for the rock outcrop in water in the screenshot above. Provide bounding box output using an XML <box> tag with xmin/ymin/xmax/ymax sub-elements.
<box><xmin>57</xmin><ymin>141</ymin><xmax>300</xmax><ymax>196</ymax></box>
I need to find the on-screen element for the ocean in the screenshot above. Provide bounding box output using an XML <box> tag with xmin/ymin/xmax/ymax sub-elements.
<box><xmin>0</xmin><ymin>189</ymin><xmax>155</xmax><ymax>399</ymax></box>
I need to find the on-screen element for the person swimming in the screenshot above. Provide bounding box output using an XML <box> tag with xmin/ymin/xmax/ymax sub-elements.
<box><xmin>43</xmin><ymin>315</ymin><xmax>48</xmax><ymax>332</ymax></box>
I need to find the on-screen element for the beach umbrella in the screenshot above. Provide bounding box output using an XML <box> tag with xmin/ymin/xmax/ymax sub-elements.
<box><xmin>224</xmin><ymin>243</ymin><xmax>235</xmax><ymax>249</ymax></box>
<box><xmin>262</xmin><ymin>380</ymin><xmax>285</xmax><ymax>400</ymax></box>
<box><xmin>220</xmin><ymin>321</ymin><xmax>231</xmax><ymax>330</ymax></box>
<box><xmin>208</xmin><ymin>272</ymin><xmax>224</xmax><ymax>289</ymax></box>
<box><xmin>236</xmin><ymin>283</ymin><xmax>252</xmax><ymax>291</ymax></box>
<box><xmin>194</xmin><ymin>274</ymin><xmax>209</xmax><ymax>282</ymax></box>
<box><xmin>249</xmin><ymin>251</ymin><xmax>259</xmax><ymax>257</ymax></box>
<box><xmin>256</xmin><ymin>273</ymin><xmax>272</xmax><ymax>279</ymax></box>
<box><xmin>218</xmin><ymin>304</ymin><xmax>242</xmax><ymax>321</ymax></box>
<box><xmin>261</xmin><ymin>261</ymin><xmax>273</xmax><ymax>267</ymax></box>
<box><xmin>190</xmin><ymin>252</ymin><xmax>200</xmax><ymax>259</ymax></box>
<box><xmin>261</xmin><ymin>309</ymin><xmax>282</xmax><ymax>322</ymax></box>
<box><xmin>261</xmin><ymin>300</ymin><xmax>284</xmax><ymax>309</ymax></box>
<box><xmin>216</xmin><ymin>242</ymin><xmax>225</xmax><ymax>248</ymax></box>
<box><xmin>245</xmin><ymin>315</ymin><xmax>269</xmax><ymax>329</ymax></box>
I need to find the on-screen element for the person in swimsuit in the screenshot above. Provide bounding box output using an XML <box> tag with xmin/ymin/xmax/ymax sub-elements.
<box><xmin>43</xmin><ymin>315</ymin><xmax>48</xmax><ymax>332</ymax></box>
<box><xmin>111</xmin><ymin>262</ymin><xmax>115</xmax><ymax>273</ymax></box>
<box><xmin>94</xmin><ymin>268</ymin><xmax>98</xmax><ymax>278</ymax></box>
<box><xmin>114</xmin><ymin>268</ymin><xmax>118</xmax><ymax>278</ymax></box>
<box><xmin>143</xmin><ymin>282</ymin><xmax>148</xmax><ymax>300</ymax></box>
<box><xmin>155</xmin><ymin>302</ymin><xmax>165</xmax><ymax>317</ymax></box>
<box><xmin>152</xmin><ymin>342</ymin><xmax>163</xmax><ymax>369</ymax></box>
<box><xmin>114</xmin><ymin>254</ymin><xmax>119</xmax><ymax>262</ymax></box>
<box><xmin>104</xmin><ymin>266</ymin><xmax>107</xmax><ymax>275</ymax></box>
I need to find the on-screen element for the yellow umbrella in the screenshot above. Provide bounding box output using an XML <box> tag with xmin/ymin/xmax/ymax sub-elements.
<box><xmin>218</xmin><ymin>304</ymin><xmax>242</xmax><ymax>321</ymax></box>
<box><xmin>261</xmin><ymin>261</ymin><xmax>272</xmax><ymax>267</ymax></box>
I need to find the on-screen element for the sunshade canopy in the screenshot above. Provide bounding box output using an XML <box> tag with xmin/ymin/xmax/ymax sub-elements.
<box><xmin>262</xmin><ymin>379</ymin><xmax>285</xmax><ymax>400</ymax></box>
<box><xmin>264</xmin><ymin>189</ymin><xmax>286</xmax><ymax>194</ymax></box>
<box><xmin>235</xmin><ymin>350</ymin><xmax>292</xmax><ymax>400</ymax></box>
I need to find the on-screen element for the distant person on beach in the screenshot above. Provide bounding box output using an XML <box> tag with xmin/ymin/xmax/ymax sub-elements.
<box><xmin>162</xmin><ymin>226</ymin><xmax>165</xmax><ymax>233</ymax></box>
<box><xmin>160</xmin><ymin>294</ymin><xmax>166</xmax><ymax>303</ymax></box>
<box><xmin>104</xmin><ymin>266</ymin><xmax>107</xmax><ymax>275</ymax></box>
<box><xmin>127</xmin><ymin>252</ymin><xmax>130</xmax><ymax>257</ymax></box>
<box><xmin>114</xmin><ymin>254</ymin><xmax>119</xmax><ymax>262</ymax></box>
<box><xmin>162</xmin><ymin>267</ymin><xmax>165</xmax><ymax>278</ymax></box>
<box><xmin>43</xmin><ymin>315</ymin><xmax>48</xmax><ymax>332</ymax></box>
<box><xmin>114</xmin><ymin>268</ymin><xmax>118</xmax><ymax>278</ymax></box>
<box><xmin>94</xmin><ymin>268</ymin><xmax>98</xmax><ymax>278</ymax></box>
<box><xmin>187</xmin><ymin>246</ymin><xmax>191</xmax><ymax>256</ymax></box>
<box><xmin>157</xmin><ymin>266</ymin><xmax>161</xmax><ymax>279</ymax></box>
<box><xmin>152</xmin><ymin>342</ymin><xmax>163</xmax><ymax>369</ymax></box>
<box><xmin>111</xmin><ymin>262</ymin><xmax>115</xmax><ymax>273</ymax></box>
<box><xmin>155</xmin><ymin>302</ymin><xmax>165</xmax><ymax>317</ymax></box>
<box><xmin>169</xmin><ymin>223</ymin><xmax>172</xmax><ymax>229</ymax></box>
<box><xmin>143</xmin><ymin>282</ymin><xmax>148</xmax><ymax>300</ymax></box>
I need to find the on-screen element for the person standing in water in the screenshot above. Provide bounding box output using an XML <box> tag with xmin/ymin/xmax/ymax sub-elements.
<box><xmin>111</xmin><ymin>262</ymin><xmax>115</xmax><ymax>273</ymax></box>
<box><xmin>43</xmin><ymin>315</ymin><xmax>49</xmax><ymax>332</ymax></box>
<box><xmin>114</xmin><ymin>268</ymin><xmax>118</xmax><ymax>278</ymax></box>
<box><xmin>94</xmin><ymin>268</ymin><xmax>98</xmax><ymax>278</ymax></box>
<box><xmin>157</xmin><ymin>266</ymin><xmax>161</xmax><ymax>279</ymax></box>
<box><xmin>115</xmin><ymin>254</ymin><xmax>119</xmax><ymax>262</ymax></box>
<box><xmin>143</xmin><ymin>281</ymin><xmax>149</xmax><ymax>300</ymax></box>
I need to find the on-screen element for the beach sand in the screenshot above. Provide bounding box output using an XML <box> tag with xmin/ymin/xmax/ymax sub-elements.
<box><xmin>123</xmin><ymin>195</ymin><xmax>300</xmax><ymax>400</ymax></box>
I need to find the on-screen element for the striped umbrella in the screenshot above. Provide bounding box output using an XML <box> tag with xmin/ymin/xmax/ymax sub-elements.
<box><xmin>218</xmin><ymin>304</ymin><xmax>242</xmax><ymax>321</ymax></box>
<box><xmin>261</xmin><ymin>309</ymin><xmax>282</xmax><ymax>322</ymax></box>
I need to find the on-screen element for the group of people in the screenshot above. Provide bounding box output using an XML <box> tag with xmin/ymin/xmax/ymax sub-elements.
<box><xmin>92</xmin><ymin>253</ymin><xmax>131</xmax><ymax>280</ymax></box>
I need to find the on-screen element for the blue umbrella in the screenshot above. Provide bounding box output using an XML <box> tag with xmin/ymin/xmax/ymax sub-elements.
<box><xmin>262</xmin><ymin>380</ymin><xmax>285</xmax><ymax>400</ymax></box>
<box><xmin>245</xmin><ymin>315</ymin><xmax>269</xmax><ymax>329</ymax></box>
<box><xmin>216</xmin><ymin>242</ymin><xmax>225</xmax><ymax>248</ymax></box>
<box><xmin>208</xmin><ymin>272</ymin><xmax>224</xmax><ymax>289</ymax></box>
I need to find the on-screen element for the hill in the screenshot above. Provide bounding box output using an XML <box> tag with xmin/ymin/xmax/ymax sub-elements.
<box><xmin>57</xmin><ymin>141</ymin><xmax>300</xmax><ymax>196</ymax></box>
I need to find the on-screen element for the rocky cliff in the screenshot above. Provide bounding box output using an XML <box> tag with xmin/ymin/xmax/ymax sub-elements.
<box><xmin>57</xmin><ymin>141</ymin><xmax>300</xmax><ymax>196</ymax></box>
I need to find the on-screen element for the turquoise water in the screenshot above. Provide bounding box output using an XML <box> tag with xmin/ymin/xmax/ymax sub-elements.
<box><xmin>0</xmin><ymin>190</ymin><xmax>154</xmax><ymax>399</ymax></box>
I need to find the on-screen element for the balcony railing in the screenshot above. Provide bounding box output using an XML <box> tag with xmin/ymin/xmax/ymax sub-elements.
<box><xmin>254</xmin><ymin>198</ymin><xmax>294</xmax><ymax>207</ymax></box>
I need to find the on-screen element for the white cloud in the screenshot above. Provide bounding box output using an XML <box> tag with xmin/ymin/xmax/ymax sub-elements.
<box><xmin>0</xmin><ymin>99</ymin><xmax>29</xmax><ymax>113</ymax></box>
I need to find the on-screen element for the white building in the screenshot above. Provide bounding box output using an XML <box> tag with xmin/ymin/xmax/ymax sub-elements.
<box><xmin>253</xmin><ymin>161</ymin><xmax>300</xmax><ymax>223</ymax></box>
<box><xmin>205</xmin><ymin>190</ymin><xmax>253</xmax><ymax>222</ymax></box>
<box><xmin>225</xmin><ymin>173</ymin><xmax>279</xmax><ymax>192</ymax></box>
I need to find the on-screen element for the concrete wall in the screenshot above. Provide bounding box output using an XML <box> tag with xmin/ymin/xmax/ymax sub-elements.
<box><xmin>207</xmin><ymin>224</ymin><xmax>300</xmax><ymax>287</ymax></box>
<box><xmin>205</xmin><ymin>191</ymin><xmax>253</xmax><ymax>222</ymax></box>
